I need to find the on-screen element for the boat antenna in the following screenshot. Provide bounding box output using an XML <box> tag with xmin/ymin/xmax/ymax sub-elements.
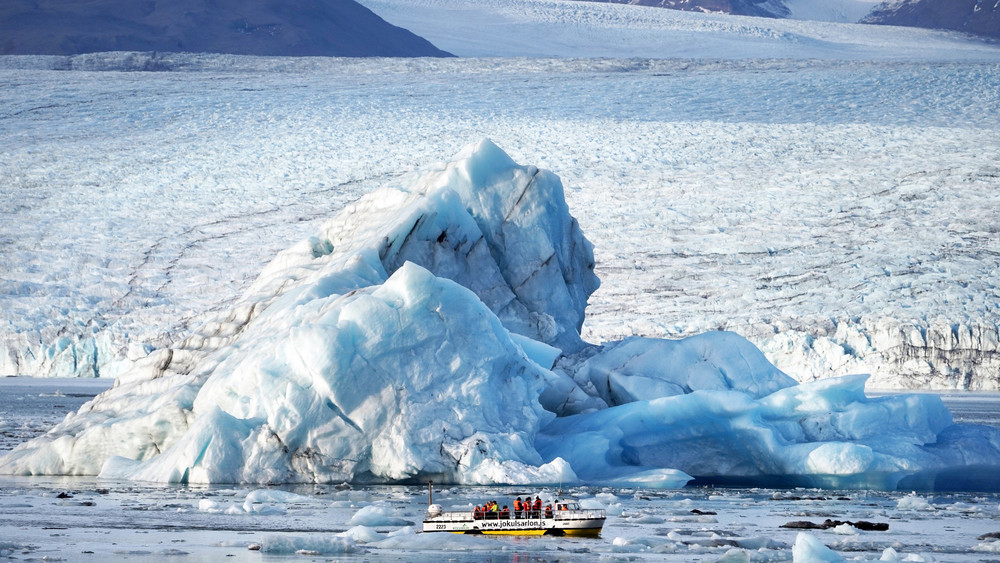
<box><xmin>428</xmin><ymin>479</ymin><xmax>433</xmax><ymax>506</ymax></box>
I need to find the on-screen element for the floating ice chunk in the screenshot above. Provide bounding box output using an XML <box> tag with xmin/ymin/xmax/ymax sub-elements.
<box><xmin>372</xmin><ymin>527</ymin><xmax>497</xmax><ymax>550</ymax></box>
<box><xmin>792</xmin><ymin>532</ymin><xmax>844</xmax><ymax>562</ymax></box>
<box><xmin>881</xmin><ymin>547</ymin><xmax>901</xmax><ymax>560</ymax></box>
<box><xmin>229</xmin><ymin>489</ymin><xmax>308</xmax><ymax>514</ymax></box>
<box><xmin>609</xmin><ymin>536</ymin><xmax>661</xmax><ymax>552</ymax></box>
<box><xmin>347</xmin><ymin>504</ymin><xmax>414</xmax><ymax>527</ymax></box>
<box><xmin>259</xmin><ymin>534</ymin><xmax>359</xmax><ymax>555</ymax></box>
<box><xmin>974</xmin><ymin>541</ymin><xmax>1000</xmax><ymax>553</ymax></box>
<box><xmin>197</xmin><ymin>498</ymin><xmax>226</xmax><ymax>513</ymax></box>
<box><xmin>339</xmin><ymin>526</ymin><xmax>382</xmax><ymax>544</ymax></box>
<box><xmin>717</xmin><ymin>548</ymin><xmax>752</xmax><ymax>562</ymax></box>
<box><xmin>831</xmin><ymin>523</ymin><xmax>859</xmax><ymax>535</ymax></box>
<box><xmin>594</xmin><ymin>492</ymin><xmax>619</xmax><ymax>504</ymax></box>
<box><xmin>602</xmin><ymin>468</ymin><xmax>693</xmax><ymax>489</ymax></box>
<box><xmin>243</xmin><ymin>489</ymin><xmax>311</xmax><ymax>507</ymax></box>
<box><xmin>897</xmin><ymin>493</ymin><xmax>934</xmax><ymax>511</ymax></box>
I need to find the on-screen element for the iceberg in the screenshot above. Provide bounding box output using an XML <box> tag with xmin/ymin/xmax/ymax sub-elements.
<box><xmin>2</xmin><ymin>140</ymin><xmax>1000</xmax><ymax>490</ymax></box>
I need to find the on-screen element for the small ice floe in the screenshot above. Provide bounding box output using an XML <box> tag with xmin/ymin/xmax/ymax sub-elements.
<box><xmin>371</xmin><ymin>526</ymin><xmax>502</xmax><ymax>551</ymax></box>
<box><xmin>792</xmin><ymin>532</ymin><xmax>843</xmax><ymax>562</ymax></box>
<box><xmin>879</xmin><ymin>546</ymin><xmax>936</xmax><ymax>561</ymax></box>
<box><xmin>338</xmin><ymin>525</ymin><xmax>382</xmax><ymax>544</ymax></box>
<box><xmin>241</xmin><ymin>489</ymin><xmax>310</xmax><ymax>513</ymax></box>
<box><xmin>197</xmin><ymin>498</ymin><xmax>227</xmax><ymax>513</ymax></box>
<box><xmin>716</xmin><ymin>548</ymin><xmax>752</xmax><ymax>562</ymax></box>
<box><xmin>897</xmin><ymin>493</ymin><xmax>935</xmax><ymax>511</ymax></box>
<box><xmin>258</xmin><ymin>534</ymin><xmax>359</xmax><ymax>555</ymax></box>
<box><xmin>197</xmin><ymin>489</ymin><xmax>308</xmax><ymax>515</ymax></box>
<box><xmin>347</xmin><ymin>504</ymin><xmax>414</xmax><ymax>527</ymax></box>
<box><xmin>831</xmin><ymin>522</ymin><xmax>859</xmax><ymax>535</ymax></box>
<box><xmin>581</xmin><ymin>495</ymin><xmax>624</xmax><ymax>516</ymax></box>
<box><xmin>606</xmin><ymin>536</ymin><xmax>679</xmax><ymax>554</ymax></box>
<box><xmin>974</xmin><ymin>541</ymin><xmax>1000</xmax><ymax>553</ymax></box>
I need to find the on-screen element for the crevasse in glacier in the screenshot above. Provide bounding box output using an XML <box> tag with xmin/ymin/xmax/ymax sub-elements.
<box><xmin>2</xmin><ymin>140</ymin><xmax>999</xmax><ymax>489</ymax></box>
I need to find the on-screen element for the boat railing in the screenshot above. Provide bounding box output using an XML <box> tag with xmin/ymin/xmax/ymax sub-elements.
<box><xmin>425</xmin><ymin>510</ymin><xmax>475</xmax><ymax>522</ymax></box>
<box><xmin>554</xmin><ymin>508</ymin><xmax>606</xmax><ymax>520</ymax></box>
<box><xmin>425</xmin><ymin>508</ymin><xmax>606</xmax><ymax>521</ymax></box>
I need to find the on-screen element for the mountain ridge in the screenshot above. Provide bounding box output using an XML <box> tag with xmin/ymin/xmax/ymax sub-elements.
<box><xmin>565</xmin><ymin>0</ymin><xmax>999</xmax><ymax>38</ymax></box>
<box><xmin>862</xmin><ymin>0</ymin><xmax>1000</xmax><ymax>39</ymax></box>
<box><xmin>0</xmin><ymin>0</ymin><xmax>452</xmax><ymax>57</ymax></box>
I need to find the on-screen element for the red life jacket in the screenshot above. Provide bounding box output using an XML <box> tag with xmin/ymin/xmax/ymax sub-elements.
<box><xmin>533</xmin><ymin>499</ymin><xmax>542</xmax><ymax>511</ymax></box>
<box><xmin>513</xmin><ymin>500</ymin><xmax>522</xmax><ymax>512</ymax></box>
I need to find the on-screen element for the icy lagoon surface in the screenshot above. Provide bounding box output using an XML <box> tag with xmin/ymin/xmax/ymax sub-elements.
<box><xmin>3</xmin><ymin>378</ymin><xmax>1000</xmax><ymax>562</ymax></box>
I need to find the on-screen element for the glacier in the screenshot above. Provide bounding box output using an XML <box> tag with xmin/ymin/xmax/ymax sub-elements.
<box><xmin>2</xmin><ymin>140</ymin><xmax>1000</xmax><ymax>490</ymax></box>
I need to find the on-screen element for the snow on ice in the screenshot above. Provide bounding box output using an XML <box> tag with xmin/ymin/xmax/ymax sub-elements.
<box><xmin>2</xmin><ymin>140</ymin><xmax>1000</xmax><ymax>490</ymax></box>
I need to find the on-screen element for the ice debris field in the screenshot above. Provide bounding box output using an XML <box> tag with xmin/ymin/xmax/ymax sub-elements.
<box><xmin>3</xmin><ymin>380</ymin><xmax>1000</xmax><ymax>562</ymax></box>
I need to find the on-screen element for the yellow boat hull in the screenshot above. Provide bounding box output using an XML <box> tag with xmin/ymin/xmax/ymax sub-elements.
<box><xmin>425</xmin><ymin>513</ymin><xmax>605</xmax><ymax>537</ymax></box>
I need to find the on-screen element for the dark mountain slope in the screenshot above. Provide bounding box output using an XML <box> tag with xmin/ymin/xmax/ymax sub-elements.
<box><xmin>862</xmin><ymin>0</ymin><xmax>1000</xmax><ymax>39</ymax></box>
<box><xmin>0</xmin><ymin>0</ymin><xmax>452</xmax><ymax>57</ymax></box>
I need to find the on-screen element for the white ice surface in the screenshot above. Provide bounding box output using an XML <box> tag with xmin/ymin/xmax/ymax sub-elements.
<box><xmin>784</xmin><ymin>0</ymin><xmax>881</xmax><ymax>22</ymax></box>
<box><xmin>358</xmin><ymin>0</ymin><xmax>1000</xmax><ymax>59</ymax></box>
<box><xmin>3</xmin><ymin>55</ymin><xmax>1000</xmax><ymax>389</ymax></box>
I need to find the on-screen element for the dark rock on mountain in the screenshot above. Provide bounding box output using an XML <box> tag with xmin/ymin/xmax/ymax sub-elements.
<box><xmin>862</xmin><ymin>0</ymin><xmax>1000</xmax><ymax>39</ymax></box>
<box><xmin>567</xmin><ymin>0</ymin><xmax>790</xmax><ymax>18</ymax></box>
<box><xmin>0</xmin><ymin>0</ymin><xmax>452</xmax><ymax>57</ymax></box>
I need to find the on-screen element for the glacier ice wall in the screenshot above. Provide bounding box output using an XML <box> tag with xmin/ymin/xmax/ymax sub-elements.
<box><xmin>3</xmin><ymin>140</ymin><xmax>1000</xmax><ymax>489</ymax></box>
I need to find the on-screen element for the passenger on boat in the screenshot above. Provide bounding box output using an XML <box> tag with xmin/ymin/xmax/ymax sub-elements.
<box><xmin>501</xmin><ymin>506</ymin><xmax>510</xmax><ymax>519</ymax></box>
<box><xmin>545</xmin><ymin>504</ymin><xmax>553</xmax><ymax>518</ymax></box>
<box><xmin>533</xmin><ymin>496</ymin><xmax>542</xmax><ymax>517</ymax></box>
<box><xmin>513</xmin><ymin>497</ymin><xmax>523</xmax><ymax>519</ymax></box>
<box><xmin>474</xmin><ymin>505</ymin><xmax>483</xmax><ymax>519</ymax></box>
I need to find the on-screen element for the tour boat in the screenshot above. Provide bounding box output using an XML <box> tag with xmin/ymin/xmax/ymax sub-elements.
<box><xmin>421</xmin><ymin>484</ymin><xmax>606</xmax><ymax>536</ymax></box>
